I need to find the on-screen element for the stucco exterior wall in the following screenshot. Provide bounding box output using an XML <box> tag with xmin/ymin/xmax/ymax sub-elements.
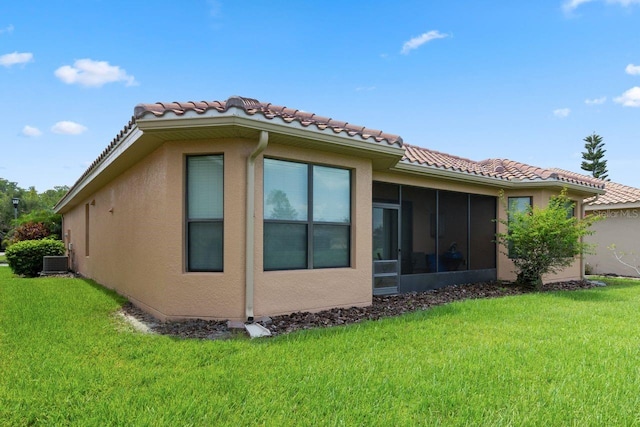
<box><xmin>60</xmin><ymin>132</ymin><xmax>589</xmax><ymax>322</ymax></box>
<box><xmin>253</xmin><ymin>144</ymin><xmax>373</xmax><ymax>317</ymax></box>
<box><xmin>496</xmin><ymin>188</ymin><xmax>584</xmax><ymax>283</ymax></box>
<box><xmin>63</xmin><ymin>145</ymin><xmax>174</xmax><ymax>316</ymax></box>
<box><xmin>62</xmin><ymin>137</ymin><xmax>374</xmax><ymax>321</ymax></box>
<box><xmin>585</xmin><ymin>207</ymin><xmax>640</xmax><ymax>277</ymax></box>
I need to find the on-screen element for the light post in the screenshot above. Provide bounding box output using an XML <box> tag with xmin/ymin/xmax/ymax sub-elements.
<box><xmin>12</xmin><ymin>197</ymin><xmax>19</xmax><ymax>220</ymax></box>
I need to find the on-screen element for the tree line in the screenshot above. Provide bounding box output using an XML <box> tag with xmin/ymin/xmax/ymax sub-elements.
<box><xmin>0</xmin><ymin>178</ymin><xmax>69</xmax><ymax>250</ymax></box>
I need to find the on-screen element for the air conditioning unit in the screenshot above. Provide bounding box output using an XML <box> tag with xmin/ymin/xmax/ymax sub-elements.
<box><xmin>42</xmin><ymin>256</ymin><xmax>69</xmax><ymax>275</ymax></box>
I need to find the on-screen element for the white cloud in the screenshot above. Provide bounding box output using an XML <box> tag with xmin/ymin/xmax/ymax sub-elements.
<box><xmin>614</xmin><ymin>86</ymin><xmax>640</xmax><ymax>107</ymax></box>
<box><xmin>0</xmin><ymin>24</ymin><xmax>14</xmax><ymax>34</ymax></box>
<box><xmin>607</xmin><ymin>0</ymin><xmax>640</xmax><ymax>5</ymax></box>
<box><xmin>564</xmin><ymin>0</ymin><xmax>640</xmax><ymax>11</ymax></box>
<box><xmin>0</xmin><ymin>51</ymin><xmax>33</xmax><ymax>67</ymax></box>
<box><xmin>585</xmin><ymin>96</ymin><xmax>606</xmax><ymax>105</ymax></box>
<box><xmin>563</xmin><ymin>0</ymin><xmax>596</xmax><ymax>12</ymax></box>
<box><xmin>553</xmin><ymin>108</ymin><xmax>571</xmax><ymax>118</ymax></box>
<box><xmin>54</xmin><ymin>59</ymin><xmax>137</xmax><ymax>87</ymax></box>
<box><xmin>22</xmin><ymin>125</ymin><xmax>42</xmax><ymax>137</ymax></box>
<box><xmin>51</xmin><ymin>121</ymin><xmax>88</xmax><ymax>135</ymax></box>
<box><xmin>401</xmin><ymin>30</ymin><xmax>448</xmax><ymax>55</ymax></box>
<box><xmin>626</xmin><ymin>64</ymin><xmax>640</xmax><ymax>75</ymax></box>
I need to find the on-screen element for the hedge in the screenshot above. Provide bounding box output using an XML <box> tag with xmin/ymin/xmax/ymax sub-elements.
<box><xmin>5</xmin><ymin>239</ymin><xmax>66</xmax><ymax>277</ymax></box>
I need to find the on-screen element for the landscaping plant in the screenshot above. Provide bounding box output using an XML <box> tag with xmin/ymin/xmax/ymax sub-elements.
<box><xmin>5</xmin><ymin>238</ymin><xmax>65</xmax><ymax>277</ymax></box>
<box><xmin>496</xmin><ymin>188</ymin><xmax>598</xmax><ymax>289</ymax></box>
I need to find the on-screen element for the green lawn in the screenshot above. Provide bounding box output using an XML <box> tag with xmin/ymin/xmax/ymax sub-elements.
<box><xmin>1</xmin><ymin>268</ymin><xmax>640</xmax><ymax>426</ymax></box>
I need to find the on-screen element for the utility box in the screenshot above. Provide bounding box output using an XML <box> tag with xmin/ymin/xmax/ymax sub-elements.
<box><xmin>42</xmin><ymin>256</ymin><xmax>69</xmax><ymax>275</ymax></box>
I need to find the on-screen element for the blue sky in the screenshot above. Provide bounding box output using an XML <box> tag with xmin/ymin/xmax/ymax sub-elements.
<box><xmin>1</xmin><ymin>0</ymin><xmax>639</xmax><ymax>192</ymax></box>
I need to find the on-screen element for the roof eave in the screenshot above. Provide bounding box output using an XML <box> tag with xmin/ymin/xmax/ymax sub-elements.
<box><xmin>54</xmin><ymin>126</ymin><xmax>145</xmax><ymax>213</ymax></box>
<box><xmin>136</xmin><ymin>110</ymin><xmax>405</xmax><ymax>169</ymax></box>
<box><xmin>392</xmin><ymin>162</ymin><xmax>508</xmax><ymax>187</ymax></box>
<box><xmin>393</xmin><ymin>162</ymin><xmax>605</xmax><ymax>195</ymax></box>
<box><xmin>55</xmin><ymin>110</ymin><xmax>405</xmax><ymax>213</ymax></box>
<box><xmin>585</xmin><ymin>201</ymin><xmax>640</xmax><ymax>211</ymax></box>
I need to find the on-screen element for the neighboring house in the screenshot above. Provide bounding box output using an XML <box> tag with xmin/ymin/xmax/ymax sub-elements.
<box><xmin>583</xmin><ymin>179</ymin><xmax>640</xmax><ymax>277</ymax></box>
<box><xmin>54</xmin><ymin>96</ymin><xmax>604</xmax><ymax>321</ymax></box>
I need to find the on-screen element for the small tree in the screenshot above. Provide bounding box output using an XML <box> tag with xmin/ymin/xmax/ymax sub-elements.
<box><xmin>581</xmin><ymin>133</ymin><xmax>609</xmax><ymax>180</ymax></box>
<box><xmin>496</xmin><ymin>189</ymin><xmax>598</xmax><ymax>289</ymax></box>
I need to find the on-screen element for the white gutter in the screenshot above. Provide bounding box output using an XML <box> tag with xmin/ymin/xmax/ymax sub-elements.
<box><xmin>245</xmin><ymin>130</ymin><xmax>269</xmax><ymax>322</ymax></box>
<box><xmin>393</xmin><ymin>162</ymin><xmax>605</xmax><ymax>195</ymax></box>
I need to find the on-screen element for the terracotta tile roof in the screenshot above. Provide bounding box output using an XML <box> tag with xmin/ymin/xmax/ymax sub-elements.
<box><xmin>402</xmin><ymin>145</ymin><xmax>604</xmax><ymax>189</ymax></box>
<box><xmin>61</xmin><ymin>96</ymin><xmax>607</xmax><ymax>210</ymax></box>
<box><xmin>403</xmin><ymin>144</ymin><xmax>503</xmax><ymax>178</ymax></box>
<box><xmin>134</xmin><ymin>96</ymin><xmax>403</xmax><ymax>147</ymax></box>
<box><xmin>550</xmin><ymin>168</ymin><xmax>640</xmax><ymax>206</ymax></box>
<box><xmin>69</xmin><ymin>117</ymin><xmax>137</xmax><ymax>192</ymax></box>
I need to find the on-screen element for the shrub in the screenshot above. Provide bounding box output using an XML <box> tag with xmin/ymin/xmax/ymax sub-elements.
<box><xmin>5</xmin><ymin>239</ymin><xmax>66</xmax><ymax>277</ymax></box>
<box><xmin>496</xmin><ymin>188</ymin><xmax>599</xmax><ymax>289</ymax></box>
<box><xmin>8</xmin><ymin>221</ymin><xmax>51</xmax><ymax>245</ymax></box>
<box><xmin>16</xmin><ymin>209</ymin><xmax>63</xmax><ymax>240</ymax></box>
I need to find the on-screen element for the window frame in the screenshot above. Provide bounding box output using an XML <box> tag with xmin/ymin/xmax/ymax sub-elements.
<box><xmin>506</xmin><ymin>196</ymin><xmax>532</xmax><ymax>259</ymax></box>
<box><xmin>263</xmin><ymin>158</ymin><xmax>352</xmax><ymax>271</ymax></box>
<box><xmin>185</xmin><ymin>154</ymin><xmax>224</xmax><ymax>272</ymax></box>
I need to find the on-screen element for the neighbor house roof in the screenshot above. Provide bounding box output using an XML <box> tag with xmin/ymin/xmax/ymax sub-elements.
<box><xmin>56</xmin><ymin>95</ymin><xmax>605</xmax><ymax>212</ymax></box>
<box><xmin>551</xmin><ymin>168</ymin><xmax>640</xmax><ymax>207</ymax></box>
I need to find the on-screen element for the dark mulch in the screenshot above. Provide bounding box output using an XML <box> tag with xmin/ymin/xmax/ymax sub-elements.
<box><xmin>120</xmin><ymin>279</ymin><xmax>603</xmax><ymax>340</ymax></box>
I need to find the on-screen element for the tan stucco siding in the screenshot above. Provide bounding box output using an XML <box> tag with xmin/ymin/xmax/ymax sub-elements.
<box><xmin>585</xmin><ymin>208</ymin><xmax>640</xmax><ymax>277</ymax></box>
<box><xmin>497</xmin><ymin>188</ymin><xmax>584</xmax><ymax>282</ymax></box>
<box><xmin>252</xmin><ymin>143</ymin><xmax>373</xmax><ymax>317</ymax></box>
<box><xmin>63</xmin><ymin>145</ymin><xmax>173</xmax><ymax>315</ymax></box>
<box><xmin>62</xmin><ymin>137</ymin><xmax>375</xmax><ymax>321</ymax></box>
<box><xmin>60</xmin><ymin>131</ymin><xmax>591</xmax><ymax>322</ymax></box>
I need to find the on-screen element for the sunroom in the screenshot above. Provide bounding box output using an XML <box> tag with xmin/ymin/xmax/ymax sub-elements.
<box><xmin>372</xmin><ymin>181</ymin><xmax>497</xmax><ymax>295</ymax></box>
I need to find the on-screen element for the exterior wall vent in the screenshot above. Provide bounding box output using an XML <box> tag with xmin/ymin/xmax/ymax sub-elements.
<box><xmin>42</xmin><ymin>256</ymin><xmax>69</xmax><ymax>275</ymax></box>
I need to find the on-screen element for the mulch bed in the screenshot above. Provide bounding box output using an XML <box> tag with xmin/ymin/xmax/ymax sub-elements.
<box><xmin>120</xmin><ymin>279</ymin><xmax>603</xmax><ymax>339</ymax></box>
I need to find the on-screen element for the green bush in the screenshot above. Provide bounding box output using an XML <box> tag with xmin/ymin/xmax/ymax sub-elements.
<box><xmin>5</xmin><ymin>239</ymin><xmax>65</xmax><ymax>277</ymax></box>
<box><xmin>496</xmin><ymin>188</ymin><xmax>598</xmax><ymax>289</ymax></box>
<box><xmin>6</xmin><ymin>221</ymin><xmax>51</xmax><ymax>245</ymax></box>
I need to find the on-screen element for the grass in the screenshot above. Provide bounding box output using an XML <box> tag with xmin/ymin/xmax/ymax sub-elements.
<box><xmin>1</xmin><ymin>268</ymin><xmax>640</xmax><ymax>426</ymax></box>
<box><xmin>0</xmin><ymin>254</ymin><xmax>6</xmax><ymax>263</ymax></box>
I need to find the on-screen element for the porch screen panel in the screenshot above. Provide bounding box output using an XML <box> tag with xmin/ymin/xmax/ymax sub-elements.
<box><xmin>186</xmin><ymin>155</ymin><xmax>223</xmax><ymax>272</ymax></box>
<box><xmin>469</xmin><ymin>194</ymin><xmax>497</xmax><ymax>270</ymax></box>
<box><xmin>373</xmin><ymin>181</ymin><xmax>400</xmax><ymax>204</ymax></box>
<box><xmin>438</xmin><ymin>191</ymin><xmax>468</xmax><ymax>271</ymax></box>
<box><xmin>401</xmin><ymin>186</ymin><xmax>436</xmax><ymax>275</ymax></box>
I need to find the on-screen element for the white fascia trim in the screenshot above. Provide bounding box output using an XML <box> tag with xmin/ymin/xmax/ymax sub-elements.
<box><xmin>585</xmin><ymin>201</ymin><xmax>640</xmax><ymax>211</ymax></box>
<box><xmin>394</xmin><ymin>162</ymin><xmax>509</xmax><ymax>187</ymax></box>
<box><xmin>136</xmin><ymin>108</ymin><xmax>405</xmax><ymax>156</ymax></box>
<box><xmin>54</xmin><ymin>126</ymin><xmax>144</xmax><ymax>212</ymax></box>
<box><xmin>393</xmin><ymin>162</ymin><xmax>605</xmax><ymax>195</ymax></box>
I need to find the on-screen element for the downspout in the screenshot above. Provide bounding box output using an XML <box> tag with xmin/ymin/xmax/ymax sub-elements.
<box><xmin>246</xmin><ymin>131</ymin><xmax>269</xmax><ymax>322</ymax></box>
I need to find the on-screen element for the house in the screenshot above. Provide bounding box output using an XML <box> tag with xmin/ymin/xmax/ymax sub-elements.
<box><xmin>54</xmin><ymin>96</ymin><xmax>604</xmax><ymax>322</ymax></box>
<box><xmin>582</xmin><ymin>179</ymin><xmax>640</xmax><ymax>277</ymax></box>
